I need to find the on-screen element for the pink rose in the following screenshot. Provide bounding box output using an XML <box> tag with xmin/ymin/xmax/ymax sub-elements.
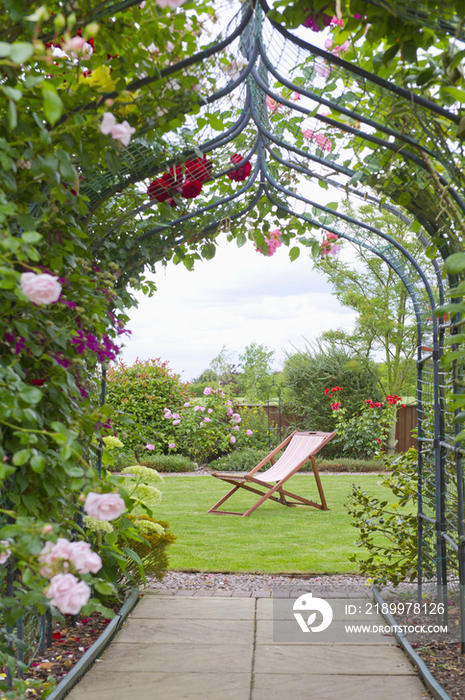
<box><xmin>46</xmin><ymin>574</ymin><xmax>91</xmax><ymax>615</ymax></box>
<box><xmin>164</xmin><ymin>410</ymin><xmax>172</xmax><ymax>419</ymax></box>
<box><xmin>42</xmin><ymin>524</ymin><xmax>53</xmax><ymax>534</ymax></box>
<box><xmin>230</xmin><ymin>436</ymin><xmax>236</xmax><ymax>444</ymax></box>
<box><xmin>20</xmin><ymin>273</ymin><xmax>62</xmax><ymax>305</ymax></box>
<box><xmin>233</xmin><ymin>425</ymin><xmax>239</xmax><ymax>431</ymax></box>
<box><xmin>199</xmin><ymin>406</ymin><xmax>205</xmax><ymax>412</ymax></box>
<box><xmin>168</xmin><ymin>443</ymin><xmax>175</xmax><ymax>449</ymax></box>
<box><xmin>110</xmin><ymin>121</ymin><xmax>136</xmax><ymax>147</ymax></box>
<box><xmin>302</xmin><ymin>128</ymin><xmax>314</xmax><ymax>140</ymax></box>
<box><xmin>246</xmin><ymin>429</ymin><xmax>253</xmax><ymax>436</ymax></box>
<box><xmin>324</xmin><ymin>38</ymin><xmax>333</xmax><ymax>50</ymax></box>
<box><xmin>63</xmin><ymin>36</ymin><xmax>93</xmax><ymax>58</ymax></box>
<box><xmin>146</xmin><ymin>443</ymin><xmax>155</xmax><ymax>450</ymax></box>
<box><xmin>69</xmin><ymin>542</ymin><xmax>102</xmax><ymax>574</ymax></box>
<box><xmin>232</xmin><ymin>413</ymin><xmax>241</xmax><ymax>423</ymax></box>
<box><xmin>183</xmin><ymin>402</ymin><xmax>190</xmax><ymax>407</ymax></box>
<box><xmin>203</xmin><ymin>387</ymin><xmax>213</xmax><ymax>395</ymax></box>
<box><xmin>207</xmin><ymin>408</ymin><xmax>213</xmax><ymax>413</ymax></box>
<box><xmin>194</xmin><ymin>406</ymin><xmax>200</xmax><ymax>412</ymax></box>
<box><xmin>204</xmin><ymin>417</ymin><xmax>211</xmax><ymax>423</ymax></box>
<box><xmin>172</xmin><ymin>413</ymin><xmax>180</xmax><ymax>420</ymax></box>
<box><xmin>84</xmin><ymin>492</ymin><xmax>125</xmax><ymax>521</ymax></box>
<box><xmin>0</xmin><ymin>540</ymin><xmax>11</xmax><ymax>565</ymax></box>
<box><xmin>173</xmin><ymin>419</ymin><xmax>181</xmax><ymax>426</ymax></box>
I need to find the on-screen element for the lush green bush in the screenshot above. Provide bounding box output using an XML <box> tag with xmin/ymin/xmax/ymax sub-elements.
<box><xmin>123</xmin><ymin>516</ymin><xmax>176</xmax><ymax>585</ymax></box>
<box><xmin>345</xmin><ymin>448</ymin><xmax>421</xmax><ymax>585</ymax></box>
<box><xmin>136</xmin><ymin>453</ymin><xmax>195</xmax><ymax>473</ymax></box>
<box><xmin>234</xmin><ymin>406</ymin><xmax>279</xmax><ymax>450</ymax></box>
<box><xmin>105</xmin><ymin>359</ymin><xmax>190</xmax><ymax>450</ymax></box>
<box><xmin>315</xmin><ymin>457</ymin><xmax>383</xmax><ymax>472</ymax></box>
<box><xmin>282</xmin><ymin>342</ymin><xmax>383</xmax><ymax>447</ymax></box>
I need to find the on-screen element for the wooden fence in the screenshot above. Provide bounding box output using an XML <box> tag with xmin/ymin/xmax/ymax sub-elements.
<box><xmin>242</xmin><ymin>403</ymin><xmax>418</xmax><ymax>453</ymax></box>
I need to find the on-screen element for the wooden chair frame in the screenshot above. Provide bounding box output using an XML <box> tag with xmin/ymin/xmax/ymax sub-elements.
<box><xmin>207</xmin><ymin>430</ymin><xmax>335</xmax><ymax>517</ymax></box>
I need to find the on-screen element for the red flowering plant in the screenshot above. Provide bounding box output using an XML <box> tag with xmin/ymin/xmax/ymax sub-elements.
<box><xmin>227</xmin><ymin>153</ymin><xmax>252</xmax><ymax>182</ymax></box>
<box><xmin>147</xmin><ymin>155</ymin><xmax>213</xmax><ymax>207</ymax></box>
<box><xmin>325</xmin><ymin>387</ymin><xmax>392</xmax><ymax>459</ymax></box>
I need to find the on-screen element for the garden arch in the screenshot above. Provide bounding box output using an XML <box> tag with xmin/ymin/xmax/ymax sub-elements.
<box><xmin>78</xmin><ymin>0</ymin><xmax>465</xmax><ymax>641</ymax></box>
<box><xmin>2</xmin><ymin>0</ymin><xmax>465</xmax><ymax>669</ymax></box>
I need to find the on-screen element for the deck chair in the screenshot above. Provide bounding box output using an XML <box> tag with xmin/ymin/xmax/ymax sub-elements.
<box><xmin>207</xmin><ymin>430</ymin><xmax>336</xmax><ymax>517</ymax></box>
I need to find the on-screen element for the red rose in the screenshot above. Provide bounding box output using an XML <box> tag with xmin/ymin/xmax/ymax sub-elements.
<box><xmin>147</xmin><ymin>174</ymin><xmax>172</xmax><ymax>202</ymax></box>
<box><xmin>227</xmin><ymin>153</ymin><xmax>252</xmax><ymax>182</ymax></box>
<box><xmin>165</xmin><ymin>164</ymin><xmax>183</xmax><ymax>187</ymax></box>
<box><xmin>166</xmin><ymin>197</ymin><xmax>177</xmax><ymax>208</ymax></box>
<box><xmin>185</xmin><ymin>156</ymin><xmax>212</xmax><ymax>183</ymax></box>
<box><xmin>182</xmin><ymin>179</ymin><xmax>203</xmax><ymax>199</ymax></box>
<box><xmin>30</xmin><ymin>379</ymin><xmax>46</xmax><ymax>386</ymax></box>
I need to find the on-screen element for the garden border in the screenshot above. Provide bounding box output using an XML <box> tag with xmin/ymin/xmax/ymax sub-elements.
<box><xmin>45</xmin><ymin>588</ymin><xmax>140</xmax><ymax>700</ymax></box>
<box><xmin>372</xmin><ymin>587</ymin><xmax>452</xmax><ymax>700</ymax></box>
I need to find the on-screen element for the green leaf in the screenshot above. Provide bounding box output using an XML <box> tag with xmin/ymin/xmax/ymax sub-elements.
<box><xmin>402</xmin><ymin>42</ymin><xmax>417</xmax><ymax>63</ymax></box>
<box><xmin>383</xmin><ymin>44</ymin><xmax>400</xmax><ymax>65</ymax></box>
<box><xmin>30</xmin><ymin>454</ymin><xmax>45</xmax><ymax>473</ymax></box>
<box><xmin>19</xmin><ymin>386</ymin><xmax>42</xmax><ymax>404</ymax></box>
<box><xmin>2</xmin><ymin>86</ymin><xmax>22</xmax><ymax>102</ymax></box>
<box><xmin>442</xmin><ymin>86</ymin><xmax>465</xmax><ymax>102</ymax></box>
<box><xmin>104</xmin><ymin>150</ymin><xmax>122</xmax><ymax>176</ymax></box>
<box><xmin>123</xmin><ymin>546</ymin><xmax>143</xmax><ymax>565</ymax></box>
<box><xmin>208</xmin><ymin>114</ymin><xmax>224</xmax><ymax>131</ymax></box>
<box><xmin>201</xmin><ymin>243</ymin><xmax>216</xmax><ymax>260</ymax></box>
<box><xmin>289</xmin><ymin>246</ymin><xmax>300</xmax><ymax>262</ymax></box>
<box><xmin>94</xmin><ymin>581</ymin><xmax>115</xmax><ymax>595</ymax></box>
<box><xmin>0</xmin><ymin>42</ymin><xmax>11</xmax><ymax>58</ymax></box>
<box><xmin>12</xmin><ymin>449</ymin><xmax>31</xmax><ymax>466</ymax></box>
<box><xmin>10</xmin><ymin>43</ymin><xmax>34</xmax><ymax>64</ymax></box>
<box><xmin>60</xmin><ymin>444</ymin><xmax>72</xmax><ymax>460</ymax></box>
<box><xmin>21</xmin><ymin>232</ymin><xmax>42</xmax><ymax>243</ymax></box>
<box><xmin>42</xmin><ymin>89</ymin><xmax>63</xmax><ymax>126</ymax></box>
<box><xmin>445</xmin><ymin>252</ymin><xmax>465</xmax><ymax>274</ymax></box>
<box><xmin>7</xmin><ymin>100</ymin><xmax>17</xmax><ymax>131</ymax></box>
<box><xmin>458</xmin><ymin>116</ymin><xmax>465</xmax><ymax>141</ymax></box>
<box><xmin>236</xmin><ymin>231</ymin><xmax>246</xmax><ymax>248</ymax></box>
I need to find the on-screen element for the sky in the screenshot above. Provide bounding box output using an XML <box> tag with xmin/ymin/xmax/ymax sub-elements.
<box><xmin>120</xmin><ymin>237</ymin><xmax>357</xmax><ymax>382</ymax></box>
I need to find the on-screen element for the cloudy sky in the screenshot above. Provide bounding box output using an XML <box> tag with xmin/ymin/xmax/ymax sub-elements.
<box><xmin>120</xmin><ymin>237</ymin><xmax>357</xmax><ymax>382</ymax></box>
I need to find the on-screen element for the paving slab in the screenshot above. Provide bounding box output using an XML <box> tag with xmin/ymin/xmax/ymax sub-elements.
<box><xmin>252</xmin><ymin>674</ymin><xmax>430</xmax><ymax>700</ymax></box>
<box><xmin>130</xmin><ymin>594</ymin><xmax>255</xmax><ymax>619</ymax></box>
<box><xmin>97</xmin><ymin>641</ymin><xmax>253</xmax><ymax>673</ymax></box>
<box><xmin>257</xmin><ymin>618</ymin><xmax>396</xmax><ymax>644</ymax></box>
<box><xmin>254</xmin><ymin>643</ymin><xmax>416</xmax><ymax>675</ymax></box>
<box><xmin>117</xmin><ymin>617</ymin><xmax>254</xmax><ymax>645</ymax></box>
<box><xmin>66</xmin><ymin>670</ymin><xmax>251</xmax><ymax>700</ymax></box>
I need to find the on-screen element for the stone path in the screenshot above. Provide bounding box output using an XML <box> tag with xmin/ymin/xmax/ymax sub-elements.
<box><xmin>66</xmin><ymin>588</ymin><xmax>432</xmax><ymax>700</ymax></box>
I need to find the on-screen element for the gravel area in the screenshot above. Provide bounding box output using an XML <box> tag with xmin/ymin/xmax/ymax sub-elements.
<box><xmin>147</xmin><ymin>571</ymin><xmax>372</xmax><ymax>592</ymax></box>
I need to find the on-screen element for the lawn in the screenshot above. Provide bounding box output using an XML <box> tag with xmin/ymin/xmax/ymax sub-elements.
<box><xmin>153</xmin><ymin>473</ymin><xmax>390</xmax><ymax>574</ymax></box>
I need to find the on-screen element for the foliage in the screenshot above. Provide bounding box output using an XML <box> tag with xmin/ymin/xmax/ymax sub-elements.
<box><xmin>105</xmin><ymin>359</ymin><xmax>190</xmax><ymax>450</ymax></box>
<box><xmin>162</xmin><ymin>388</ymin><xmax>245</xmax><ymax>464</ymax></box>
<box><xmin>282</xmin><ymin>338</ymin><xmax>383</xmax><ymax>440</ymax></box>
<box><xmin>122</xmin><ymin>516</ymin><xmax>175</xmax><ymax>586</ymax></box>
<box><xmin>345</xmin><ymin>448</ymin><xmax>419</xmax><ymax>585</ymax></box>
<box><xmin>237</xmin><ymin>342</ymin><xmax>276</xmax><ymax>402</ymax></box>
<box><xmin>234</xmin><ymin>406</ymin><xmax>279</xmax><ymax>450</ymax></box>
<box><xmin>314</xmin><ymin>202</ymin><xmax>431</xmax><ymax>398</ymax></box>
<box><xmin>133</xmin><ymin>453</ymin><xmax>195</xmax><ymax>473</ymax></box>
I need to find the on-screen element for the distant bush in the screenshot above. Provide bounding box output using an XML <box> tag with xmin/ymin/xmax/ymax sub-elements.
<box><xmin>137</xmin><ymin>453</ymin><xmax>196</xmax><ymax>472</ymax></box>
<box><xmin>105</xmin><ymin>358</ymin><xmax>190</xmax><ymax>450</ymax></box>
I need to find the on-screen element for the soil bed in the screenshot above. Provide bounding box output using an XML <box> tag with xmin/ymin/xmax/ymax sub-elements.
<box><xmin>385</xmin><ymin>592</ymin><xmax>465</xmax><ymax>699</ymax></box>
<box><xmin>23</xmin><ymin>609</ymin><xmax>114</xmax><ymax>698</ymax></box>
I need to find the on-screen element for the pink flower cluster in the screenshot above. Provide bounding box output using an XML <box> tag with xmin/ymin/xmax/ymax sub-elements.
<box><xmin>324</xmin><ymin>38</ymin><xmax>350</xmax><ymax>57</ymax></box>
<box><xmin>0</xmin><ymin>540</ymin><xmax>11</xmax><ymax>565</ymax></box>
<box><xmin>39</xmin><ymin>538</ymin><xmax>102</xmax><ymax>578</ymax></box>
<box><xmin>302</xmin><ymin>128</ymin><xmax>332</xmax><ymax>152</ymax></box>
<box><xmin>100</xmin><ymin>113</ymin><xmax>136</xmax><ymax>147</ymax></box>
<box><xmin>320</xmin><ymin>232</ymin><xmax>340</xmax><ymax>257</ymax></box>
<box><xmin>255</xmin><ymin>229</ymin><xmax>282</xmax><ymax>257</ymax></box>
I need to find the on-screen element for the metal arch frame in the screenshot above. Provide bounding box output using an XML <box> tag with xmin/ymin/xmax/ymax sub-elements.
<box><xmin>74</xmin><ymin>0</ymin><xmax>465</xmax><ymax>640</ymax></box>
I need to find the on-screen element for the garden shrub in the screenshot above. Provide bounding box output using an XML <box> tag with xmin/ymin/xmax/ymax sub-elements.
<box><xmin>345</xmin><ymin>448</ymin><xmax>420</xmax><ymax>585</ymax></box>
<box><xmin>210</xmin><ymin>447</ymin><xmax>273</xmax><ymax>471</ymax></box>
<box><xmin>282</xmin><ymin>343</ymin><xmax>383</xmax><ymax>447</ymax></box>
<box><xmin>123</xmin><ymin>516</ymin><xmax>176</xmax><ymax>586</ymax></box>
<box><xmin>234</xmin><ymin>406</ymin><xmax>279</xmax><ymax>450</ymax></box>
<box><xmin>105</xmin><ymin>359</ymin><xmax>190</xmax><ymax>450</ymax></box>
<box><xmin>137</xmin><ymin>453</ymin><xmax>195</xmax><ymax>472</ymax></box>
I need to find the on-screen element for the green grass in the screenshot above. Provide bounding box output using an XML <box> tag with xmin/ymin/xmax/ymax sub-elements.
<box><xmin>154</xmin><ymin>474</ymin><xmax>389</xmax><ymax>575</ymax></box>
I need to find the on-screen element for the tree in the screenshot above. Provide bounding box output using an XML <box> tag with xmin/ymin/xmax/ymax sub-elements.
<box><xmin>238</xmin><ymin>342</ymin><xmax>275</xmax><ymax>403</ymax></box>
<box><xmin>313</xmin><ymin>202</ymin><xmax>433</xmax><ymax>399</ymax></box>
